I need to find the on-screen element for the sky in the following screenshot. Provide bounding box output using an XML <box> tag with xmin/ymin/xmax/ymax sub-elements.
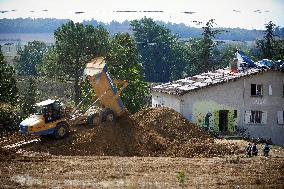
<box><xmin>0</xmin><ymin>0</ymin><xmax>283</xmax><ymax>29</ymax></box>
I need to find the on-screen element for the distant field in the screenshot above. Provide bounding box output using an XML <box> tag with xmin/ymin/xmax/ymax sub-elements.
<box><xmin>0</xmin><ymin>33</ymin><xmax>54</xmax><ymax>44</ymax></box>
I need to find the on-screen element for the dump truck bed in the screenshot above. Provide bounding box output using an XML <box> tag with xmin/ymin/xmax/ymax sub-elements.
<box><xmin>83</xmin><ymin>57</ymin><xmax>126</xmax><ymax>116</ymax></box>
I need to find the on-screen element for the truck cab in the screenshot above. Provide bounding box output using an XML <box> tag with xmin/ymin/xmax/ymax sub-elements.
<box><xmin>19</xmin><ymin>99</ymin><xmax>69</xmax><ymax>139</ymax></box>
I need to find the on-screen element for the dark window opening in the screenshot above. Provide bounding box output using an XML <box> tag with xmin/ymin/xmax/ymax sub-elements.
<box><xmin>250</xmin><ymin>111</ymin><xmax>262</xmax><ymax>124</ymax></box>
<box><xmin>234</xmin><ymin>110</ymin><xmax>237</xmax><ymax>118</ymax></box>
<box><xmin>251</xmin><ymin>84</ymin><xmax>263</xmax><ymax>96</ymax></box>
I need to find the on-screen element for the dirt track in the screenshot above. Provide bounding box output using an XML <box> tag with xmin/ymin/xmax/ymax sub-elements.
<box><xmin>1</xmin><ymin>151</ymin><xmax>284</xmax><ymax>189</ymax></box>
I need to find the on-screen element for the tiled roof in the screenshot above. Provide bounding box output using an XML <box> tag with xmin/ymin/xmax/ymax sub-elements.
<box><xmin>152</xmin><ymin>67</ymin><xmax>269</xmax><ymax>95</ymax></box>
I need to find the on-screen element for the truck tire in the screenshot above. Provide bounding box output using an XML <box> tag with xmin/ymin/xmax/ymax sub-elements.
<box><xmin>87</xmin><ymin>113</ymin><xmax>101</xmax><ymax>127</ymax></box>
<box><xmin>54</xmin><ymin>123</ymin><xmax>69</xmax><ymax>139</ymax></box>
<box><xmin>103</xmin><ymin>108</ymin><xmax>116</xmax><ymax>122</ymax></box>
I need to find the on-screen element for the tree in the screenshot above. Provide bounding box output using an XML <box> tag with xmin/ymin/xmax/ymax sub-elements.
<box><xmin>255</xmin><ymin>21</ymin><xmax>284</xmax><ymax>63</ymax></box>
<box><xmin>54</xmin><ymin>21</ymin><xmax>110</xmax><ymax>105</ymax></box>
<box><xmin>0</xmin><ymin>48</ymin><xmax>18</xmax><ymax>105</ymax></box>
<box><xmin>106</xmin><ymin>33</ymin><xmax>149</xmax><ymax>113</ymax></box>
<box><xmin>37</xmin><ymin>46</ymin><xmax>64</xmax><ymax>79</ymax></box>
<box><xmin>184</xmin><ymin>38</ymin><xmax>203</xmax><ymax>76</ymax></box>
<box><xmin>186</xmin><ymin>19</ymin><xmax>223</xmax><ymax>75</ymax></box>
<box><xmin>274</xmin><ymin>39</ymin><xmax>284</xmax><ymax>61</ymax></box>
<box><xmin>199</xmin><ymin>19</ymin><xmax>223</xmax><ymax>73</ymax></box>
<box><xmin>256</xmin><ymin>21</ymin><xmax>276</xmax><ymax>60</ymax></box>
<box><xmin>130</xmin><ymin>17</ymin><xmax>180</xmax><ymax>82</ymax></box>
<box><xmin>20</xmin><ymin>77</ymin><xmax>37</xmax><ymax>117</ymax></box>
<box><xmin>16</xmin><ymin>41</ymin><xmax>47</xmax><ymax>75</ymax></box>
<box><xmin>169</xmin><ymin>42</ymin><xmax>188</xmax><ymax>80</ymax></box>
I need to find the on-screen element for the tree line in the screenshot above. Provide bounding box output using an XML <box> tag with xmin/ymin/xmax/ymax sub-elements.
<box><xmin>1</xmin><ymin>18</ymin><xmax>284</xmax><ymax>41</ymax></box>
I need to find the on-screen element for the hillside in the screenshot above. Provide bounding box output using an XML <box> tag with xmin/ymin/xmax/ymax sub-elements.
<box><xmin>1</xmin><ymin>18</ymin><xmax>283</xmax><ymax>41</ymax></box>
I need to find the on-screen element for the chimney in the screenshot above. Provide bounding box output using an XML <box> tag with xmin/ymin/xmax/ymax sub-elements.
<box><xmin>229</xmin><ymin>58</ymin><xmax>238</xmax><ymax>73</ymax></box>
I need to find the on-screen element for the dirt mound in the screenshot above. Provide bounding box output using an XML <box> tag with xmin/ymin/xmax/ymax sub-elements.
<box><xmin>0</xmin><ymin>131</ymin><xmax>38</xmax><ymax>147</ymax></box>
<box><xmin>24</xmin><ymin>107</ymin><xmax>237</xmax><ymax>157</ymax></box>
<box><xmin>0</xmin><ymin>148</ymin><xmax>17</xmax><ymax>161</ymax></box>
<box><xmin>132</xmin><ymin>107</ymin><xmax>236</xmax><ymax>157</ymax></box>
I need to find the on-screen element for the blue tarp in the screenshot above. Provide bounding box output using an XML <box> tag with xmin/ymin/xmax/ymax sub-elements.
<box><xmin>236</xmin><ymin>51</ymin><xmax>284</xmax><ymax>70</ymax></box>
<box><xmin>236</xmin><ymin>51</ymin><xmax>255</xmax><ymax>67</ymax></box>
<box><xmin>258</xmin><ymin>59</ymin><xmax>273</xmax><ymax>68</ymax></box>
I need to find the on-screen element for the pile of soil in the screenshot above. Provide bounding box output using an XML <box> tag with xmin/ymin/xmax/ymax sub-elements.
<box><xmin>24</xmin><ymin>107</ymin><xmax>238</xmax><ymax>157</ymax></box>
<box><xmin>0</xmin><ymin>148</ymin><xmax>17</xmax><ymax>161</ymax></box>
<box><xmin>132</xmin><ymin>107</ymin><xmax>237</xmax><ymax>157</ymax></box>
<box><xmin>0</xmin><ymin>131</ymin><xmax>38</xmax><ymax>147</ymax></box>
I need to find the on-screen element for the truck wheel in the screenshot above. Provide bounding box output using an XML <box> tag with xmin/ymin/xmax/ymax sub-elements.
<box><xmin>87</xmin><ymin>113</ymin><xmax>101</xmax><ymax>127</ymax></box>
<box><xmin>103</xmin><ymin>109</ymin><xmax>116</xmax><ymax>122</ymax></box>
<box><xmin>54</xmin><ymin>123</ymin><xmax>69</xmax><ymax>139</ymax></box>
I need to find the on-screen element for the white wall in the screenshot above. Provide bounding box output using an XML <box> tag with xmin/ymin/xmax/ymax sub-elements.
<box><xmin>151</xmin><ymin>91</ymin><xmax>181</xmax><ymax>113</ymax></box>
<box><xmin>242</xmin><ymin>71</ymin><xmax>284</xmax><ymax>145</ymax></box>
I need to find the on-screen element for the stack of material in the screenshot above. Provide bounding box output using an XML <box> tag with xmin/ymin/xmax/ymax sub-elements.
<box><xmin>24</xmin><ymin>107</ymin><xmax>238</xmax><ymax>157</ymax></box>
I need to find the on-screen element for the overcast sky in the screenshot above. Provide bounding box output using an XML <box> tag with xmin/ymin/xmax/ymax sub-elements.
<box><xmin>0</xmin><ymin>0</ymin><xmax>283</xmax><ymax>29</ymax></box>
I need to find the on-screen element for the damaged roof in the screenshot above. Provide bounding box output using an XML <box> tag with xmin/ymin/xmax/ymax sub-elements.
<box><xmin>152</xmin><ymin>67</ymin><xmax>270</xmax><ymax>95</ymax></box>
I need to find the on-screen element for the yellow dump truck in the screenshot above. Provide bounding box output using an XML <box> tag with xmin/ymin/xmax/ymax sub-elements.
<box><xmin>19</xmin><ymin>57</ymin><xmax>127</xmax><ymax>139</ymax></box>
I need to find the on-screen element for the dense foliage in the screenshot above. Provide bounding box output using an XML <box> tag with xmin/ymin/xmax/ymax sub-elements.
<box><xmin>0</xmin><ymin>50</ymin><xmax>18</xmax><ymax>105</ymax></box>
<box><xmin>0</xmin><ymin>49</ymin><xmax>19</xmax><ymax>130</ymax></box>
<box><xmin>186</xmin><ymin>19</ymin><xmax>224</xmax><ymax>75</ymax></box>
<box><xmin>20</xmin><ymin>77</ymin><xmax>37</xmax><ymax>117</ymax></box>
<box><xmin>131</xmin><ymin>17</ymin><xmax>180</xmax><ymax>82</ymax></box>
<box><xmin>256</xmin><ymin>21</ymin><xmax>284</xmax><ymax>61</ymax></box>
<box><xmin>54</xmin><ymin>21</ymin><xmax>110</xmax><ymax>104</ymax></box>
<box><xmin>107</xmin><ymin>33</ymin><xmax>149</xmax><ymax>112</ymax></box>
<box><xmin>38</xmin><ymin>46</ymin><xmax>62</xmax><ymax>78</ymax></box>
<box><xmin>15</xmin><ymin>41</ymin><xmax>47</xmax><ymax>75</ymax></box>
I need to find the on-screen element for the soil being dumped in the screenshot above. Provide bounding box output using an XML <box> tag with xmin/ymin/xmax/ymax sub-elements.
<box><xmin>24</xmin><ymin>107</ymin><xmax>237</xmax><ymax>157</ymax></box>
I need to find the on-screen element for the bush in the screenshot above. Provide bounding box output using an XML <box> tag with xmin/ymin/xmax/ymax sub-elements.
<box><xmin>176</xmin><ymin>170</ymin><xmax>186</xmax><ymax>184</ymax></box>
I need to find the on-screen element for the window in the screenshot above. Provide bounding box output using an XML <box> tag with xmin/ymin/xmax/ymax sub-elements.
<box><xmin>245</xmin><ymin>110</ymin><xmax>267</xmax><ymax>124</ymax></box>
<box><xmin>251</xmin><ymin>84</ymin><xmax>263</xmax><ymax>96</ymax></box>
<box><xmin>277</xmin><ymin>111</ymin><xmax>284</xmax><ymax>124</ymax></box>
<box><xmin>250</xmin><ymin>111</ymin><xmax>262</xmax><ymax>124</ymax></box>
<box><xmin>268</xmin><ymin>85</ymin><xmax>272</xmax><ymax>96</ymax></box>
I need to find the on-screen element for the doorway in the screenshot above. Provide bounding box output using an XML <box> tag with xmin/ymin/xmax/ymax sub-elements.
<box><xmin>219</xmin><ymin>110</ymin><xmax>229</xmax><ymax>132</ymax></box>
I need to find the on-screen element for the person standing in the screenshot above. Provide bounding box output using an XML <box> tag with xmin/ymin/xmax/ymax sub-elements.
<box><xmin>252</xmin><ymin>143</ymin><xmax>258</xmax><ymax>156</ymax></box>
<box><xmin>245</xmin><ymin>143</ymin><xmax>252</xmax><ymax>157</ymax></box>
<box><xmin>263</xmin><ymin>143</ymin><xmax>270</xmax><ymax>157</ymax></box>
